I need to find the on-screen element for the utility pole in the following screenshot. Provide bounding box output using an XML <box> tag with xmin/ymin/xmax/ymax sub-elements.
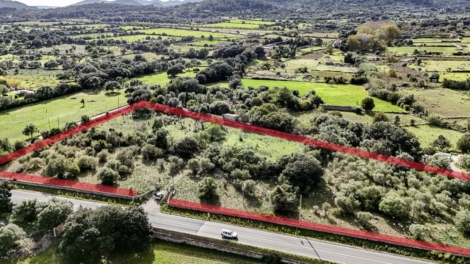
<box><xmin>296</xmin><ymin>194</ymin><xmax>302</xmax><ymax>235</ymax></box>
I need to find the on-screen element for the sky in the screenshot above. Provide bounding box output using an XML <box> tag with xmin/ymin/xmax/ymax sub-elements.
<box><xmin>15</xmin><ymin>0</ymin><xmax>177</xmax><ymax>7</ymax></box>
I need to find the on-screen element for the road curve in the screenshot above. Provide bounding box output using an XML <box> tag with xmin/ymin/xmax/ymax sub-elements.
<box><xmin>10</xmin><ymin>190</ymin><xmax>434</xmax><ymax>264</ymax></box>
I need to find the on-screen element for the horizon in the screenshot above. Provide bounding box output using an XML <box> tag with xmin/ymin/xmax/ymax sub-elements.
<box><xmin>15</xmin><ymin>0</ymin><xmax>182</xmax><ymax>7</ymax></box>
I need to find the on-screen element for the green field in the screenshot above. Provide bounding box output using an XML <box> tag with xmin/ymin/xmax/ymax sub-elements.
<box><xmin>386</xmin><ymin>46</ymin><xmax>459</xmax><ymax>55</ymax></box>
<box><xmin>139</xmin><ymin>28</ymin><xmax>232</xmax><ymax>39</ymax></box>
<box><xmin>407</xmin><ymin>60</ymin><xmax>470</xmax><ymax>81</ymax></box>
<box><xmin>135</xmin><ymin>69</ymin><xmax>202</xmax><ymax>86</ymax></box>
<box><xmin>240</xmin><ymin>79</ymin><xmax>404</xmax><ymax>112</ymax></box>
<box><xmin>107</xmin><ymin>35</ymin><xmax>170</xmax><ymax>43</ymax></box>
<box><xmin>3</xmin><ymin>69</ymin><xmax>62</xmax><ymax>90</ymax></box>
<box><xmin>405</xmin><ymin>125</ymin><xmax>463</xmax><ymax>150</ymax></box>
<box><xmin>0</xmin><ymin>91</ymin><xmax>127</xmax><ymax>142</ymax></box>
<box><xmin>1</xmin><ymin>239</ymin><xmax>260</xmax><ymax>264</ymax></box>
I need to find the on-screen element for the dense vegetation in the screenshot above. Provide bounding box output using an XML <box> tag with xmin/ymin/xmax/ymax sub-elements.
<box><xmin>1</xmin><ymin>0</ymin><xmax>470</xmax><ymax>260</ymax></box>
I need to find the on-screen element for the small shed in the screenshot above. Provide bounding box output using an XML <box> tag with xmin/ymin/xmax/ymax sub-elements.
<box><xmin>222</xmin><ymin>114</ymin><xmax>239</xmax><ymax>121</ymax></box>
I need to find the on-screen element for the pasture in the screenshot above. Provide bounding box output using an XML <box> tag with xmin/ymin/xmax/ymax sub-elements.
<box><xmin>401</xmin><ymin>88</ymin><xmax>470</xmax><ymax>117</ymax></box>
<box><xmin>240</xmin><ymin>79</ymin><xmax>404</xmax><ymax>112</ymax></box>
<box><xmin>405</xmin><ymin>125</ymin><xmax>463</xmax><ymax>150</ymax></box>
<box><xmin>386</xmin><ymin>46</ymin><xmax>459</xmax><ymax>56</ymax></box>
<box><xmin>0</xmin><ymin>91</ymin><xmax>127</xmax><ymax>142</ymax></box>
<box><xmin>138</xmin><ymin>28</ymin><xmax>232</xmax><ymax>39</ymax></box>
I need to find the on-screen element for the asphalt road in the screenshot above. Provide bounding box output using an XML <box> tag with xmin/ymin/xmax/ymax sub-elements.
<box><xmin>10</xmin><ymin>190</ymin><xmax>433</xmax><ymax>264</ymax></box>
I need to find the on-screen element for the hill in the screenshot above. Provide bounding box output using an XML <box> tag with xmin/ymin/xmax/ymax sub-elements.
<box><xmin>73</xmin><ymin>0</ymin><xmax>144</xmax><ymax>6</ymax></box>
<box><xmin>0</xmin><ymin>0</ymin><xmax>36</xmax><ymax>9</ymax></box>
<box><xmin>72</xmin><ymin>0</ymin><xmax>202</xmax><ymax>7</ymax></box>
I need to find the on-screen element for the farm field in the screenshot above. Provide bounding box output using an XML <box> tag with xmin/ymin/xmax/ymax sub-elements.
<box><xmin>138</xmin><ymin>28</ymin><xmax>234</xmax><ymax>39</ymax></box>
<box><xmin>3</xmin><ymin>69</ymin><xmax>62</xmax><ymax>90</ymax></box>
<box><xmin>240</xmin><ymin>79</ymin><xmax>404</xmax><ymax>112</ymax></box>
<box><xmin>0</xmin><ymin>91</ymin><xmax>127</xmax><ymax>142</ymax></box>
<box><xmin>405</xmin><ymin>125</ymin><xmax>463</xmax><ymax>151</ymax></box>
<box><xmin>407</xmin><ymin>60</ymin><xmax>470</xmax><ymax>81</ymax></box>
<box><xmin>386</xmin><ymin>46</ymin><xmax>459</xmax><ymax>55</ymax></box>
<box><xmin>401</xmin><ymin>88</ymin><xmax>470</xmax><ymax>117</ymax></box>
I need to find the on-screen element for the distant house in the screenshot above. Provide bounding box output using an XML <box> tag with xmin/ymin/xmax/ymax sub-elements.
<box><xmin>367</xmin><ymin>56</ymin><xmax>379</xmax><ymax>61</ymax></box>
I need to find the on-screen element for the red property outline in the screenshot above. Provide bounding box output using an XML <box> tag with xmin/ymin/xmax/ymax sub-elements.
<box><xmin>1</xmin><ymin>100</ymin><xmax>470</xmax><ymax>255</ymax></box>
<box><xmin>169</xmin><ymin>199</ymin><xmax>470</xmax><ymax>257</ymax></box>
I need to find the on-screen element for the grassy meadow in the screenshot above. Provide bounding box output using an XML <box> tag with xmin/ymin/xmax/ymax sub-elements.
<box><xmin>240</xmin><ymin>79</ymin><xmax>404</xmax><ymax>112</ymax></box>
<box><xmin>401</xmin><ymin>88</ymin><xmax>470</xmax><ymax>117</ymax></box>
<box><xmin>0</xmin><ymin>91</ymin><xmax>127</xmax><ymax>142</ymax></box>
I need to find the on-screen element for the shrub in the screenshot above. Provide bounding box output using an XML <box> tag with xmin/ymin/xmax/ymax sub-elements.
<box><xmin>373</xmin><ymin>112</ymin><xmax>389</xmax><ymax>123</ymax></box>
<box><xmin>198</xmin><ymin>177</ymin><xmax>218</xmax><ymax>199</ymax></box>
<box><xmin>0</xmin><ymin>224</ymin><xmax>25</xmax><ymax>255</ymax></box>
<box><xmin>76</xmin><ymin>155</ymin><xmax>97</xmax><ymax>171</ymax></box>
<box><xmin>209</xmin><ymin>101</ymin><xmax>230</xmax><ymax>115</ymax></box>
<box><xmin>174</xmin><ymin>137</ymin><xmax>199</xmax><ymax>158</ymax></box>
<box><xmin>14</xmin><ymin>140</ymin><xmax>25</xmax><ymax>150</ymax></box>
<box><xmin>96</xmin><ymin>167</ymin><xmax>119</xmax><ymax>185</ymax></box>
<box><xmin>96</xmin><ymin>150</ymin><xmax>109</xmax><ymax>162</ymax></box>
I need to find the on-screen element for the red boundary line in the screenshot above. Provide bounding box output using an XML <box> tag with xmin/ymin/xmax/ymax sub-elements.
<box><xmin>0</xmin><ymin>101</ymin><xmax>469</xmax><ymax>254</ymax></box>
<box><xmin>0</xmin><ymin>103</ymin><xmax>140</xmax><ymax>197</ymax></box>
<box><xmin>169</xmin><ymin>199</ymin><xmax>470</xmax><ymax>257</ymax></box>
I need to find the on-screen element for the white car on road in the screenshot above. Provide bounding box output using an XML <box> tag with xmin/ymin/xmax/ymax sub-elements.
<box><xmin>221</xmin><ymin>229</ymin><xmax>238</xmax><ymax>239</ymax></box>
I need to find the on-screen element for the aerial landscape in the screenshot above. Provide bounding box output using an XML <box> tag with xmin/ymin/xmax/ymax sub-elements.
<box><xmin>1</xmin><ymin>0</ymin><xmax>470</xmax><ymax>263</ymax></box>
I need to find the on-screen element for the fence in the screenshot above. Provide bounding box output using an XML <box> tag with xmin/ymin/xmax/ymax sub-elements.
<box><xmin>0</xmin><ymin>171</ymin><xmax>136</xmax><ymax>197</ymax></box>
<box><xmin>168</xmin><ymin>199</ymin><xmax>470</xmax><ymax>257</ymax></box>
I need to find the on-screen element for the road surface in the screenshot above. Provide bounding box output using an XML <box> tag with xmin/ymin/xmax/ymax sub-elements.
<box><xmin>10</xmin><ymin>190</ymin><xmax>433</xmax><ymax>264</ymax></box>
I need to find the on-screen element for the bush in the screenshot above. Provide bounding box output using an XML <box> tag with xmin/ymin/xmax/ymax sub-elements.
<box><xmin>12</xmin><ymin>200</ymin><xmax>44</xmax><ymax>223</ymax></box>
<box><xmin>141</xmin><ymin>144</ymin><xmax>163</xmax><ymax>159</ymax></box>
<box><xmin>97</xmin><ymin>149</ymin><xmax>109</xmax><ymax>162</ymax></box>
<box><xmin>174</xmin><ymin>136</ymin><xmax>199</xmax><ymax>158</ymax></box>
<box><xmin>14</xmin><ymin>140</ymin><xmax>25</xmax><ymax>150</ymax></box>
<box><xmin>459</xmin><ymin>155</ymin><xmax>470</xmax><ymax>170</ymax></box>
<box><xmin>96</xmin><ymin>167</ymin><xmax>119</xmax><ymax>186</ymax></box>
<box><xmin>76</xmin><ymin>155</ymin><xmax>97</xmax><ymax>171</ymax></box>
<box><xmin>457</xmin><ymin>210</ymin><xmax>470</xmax><ymax>235</ymax></box>
<box><xmin>198</xmin><ymin>177</ymin><xmax>218</xmax><ymax>199</ymax></box>
<box><xmin>209</xmin><ymin>101</ymin><xmax>230</xmax><ymax>115</ymax></box>
<box><xmin>0</xmin><ymin>224</ymin><xmax>25</xmax><ymax>255</ymax></box>
<box><xmin>379</xmin><ymin>193</ymin><xmax>409</xmax><ymax>219</ymax></box>
<box><xmin>409</xmin><ymin>224</ymin><xmax>427</xmax><ymax>240</ymax></box>
<box><xmin>373</xmin><ymin>112</ymin><xmax>389</xmax><ymax>123</ymax></box>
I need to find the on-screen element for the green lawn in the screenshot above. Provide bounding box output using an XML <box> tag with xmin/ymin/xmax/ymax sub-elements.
<box><xmin>0</xmin><ymin>91</ymin><xmax>127</xmax><ymax>142</ymax></box>
<box><xmin>240</xmin><ymin>79</ymin><xmax>404</xmax><ymax>112</ymax></box>
<box><xmin>1</xmin><ymin>239</ymin><xmax>260</xmax><ymax>264</ymax></box>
